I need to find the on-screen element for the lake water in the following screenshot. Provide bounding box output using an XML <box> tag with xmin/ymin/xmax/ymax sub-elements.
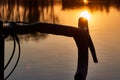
<box><xmin>1</xmin><ymin>0</ymin><xmax>120</xmax><ymax>80</ymax></box>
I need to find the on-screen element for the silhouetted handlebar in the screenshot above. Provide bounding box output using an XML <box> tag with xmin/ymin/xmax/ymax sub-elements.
<box><xmin>2</xmin><ymin>21</ymin><xmax>98</xmax><ymax>63</ymax></box>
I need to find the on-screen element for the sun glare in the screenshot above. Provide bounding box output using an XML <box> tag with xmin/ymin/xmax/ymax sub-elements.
<box><xmin>84</xmin><ymin>0</ymin><xmax>88</xmax><ymax>4</ymax></box>
<box><xmin>84</xmin><ymin>0</ymin><xmax>87</xmax><ymax>3</ymax></box>
<box><xmin>79</xmin><ymin>10</ymin><xmax>91</xmax><ymax>21</ymax></box>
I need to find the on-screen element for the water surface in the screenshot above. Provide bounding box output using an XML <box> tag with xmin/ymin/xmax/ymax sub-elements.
<box><xmin>1</xmin><ymin>0</ymin><xmax>120</xmax><ymax>80</ymax></box>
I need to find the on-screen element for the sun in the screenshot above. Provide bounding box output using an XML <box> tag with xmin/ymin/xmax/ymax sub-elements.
<box><xmin>79</xmin><ymin>10</ymin><xmax>91</xmax><ymax>21</ymax></box>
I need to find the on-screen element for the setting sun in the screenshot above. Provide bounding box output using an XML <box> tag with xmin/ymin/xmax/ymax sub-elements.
<box><xmin>79</xmin><ymin>10</ymin><xmax>91</xmax><ymax>21</ymax></box>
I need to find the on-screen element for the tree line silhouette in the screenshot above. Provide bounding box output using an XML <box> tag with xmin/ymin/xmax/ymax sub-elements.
<box><xmin>62</xmin><ymin>0</ymin><xmax>120</xmax><ymax>12</ymax></box>
<box><xmin>1</xmin><ymin>0</ymin><xmax>120</xmax><ymax>22</ymax></box>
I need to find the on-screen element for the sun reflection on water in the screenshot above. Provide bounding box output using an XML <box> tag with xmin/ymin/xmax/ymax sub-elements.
<box><xmin>84</xmin><ymin>0</ymin><xmax>87</xmax><ymax>3</ymax></box>
<box><xmin>84</xmin><ymin>0</ymin><xmax>88</xmax><ymax>4</ymax></box>
<box><xmin>79</xmin><ymin>10</ymin><xmax>91</xmax><ymax>21</ymax></box>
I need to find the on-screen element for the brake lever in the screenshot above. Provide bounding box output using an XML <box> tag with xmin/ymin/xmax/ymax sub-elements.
<box><xmin>88</xmin><ymin>35</ymin><xmax>98</xmax><ymax>63</ymax></box>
